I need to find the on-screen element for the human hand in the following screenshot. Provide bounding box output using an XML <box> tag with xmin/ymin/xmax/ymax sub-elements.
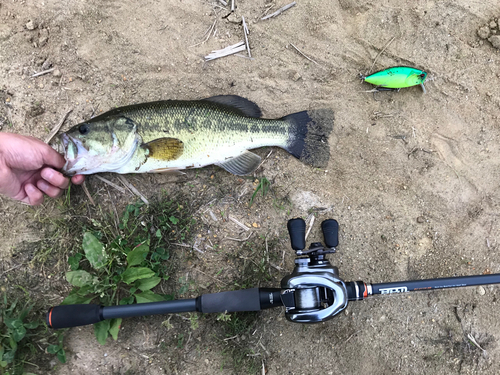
<box><xmin>0</xmin><ymin>132</ymin><xmax>85</xmax><ymax>205</ymax></box>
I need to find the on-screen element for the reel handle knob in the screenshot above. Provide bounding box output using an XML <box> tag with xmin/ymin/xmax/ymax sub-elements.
<box><xmin>287</xmin><ymin>218</ymin><xmax>306</xmax><ymax>250</ymax></box>
<box><xmin>321</xmin><ymin>219</ymin><xmax>339</xmax><ymax>248</ymax></box>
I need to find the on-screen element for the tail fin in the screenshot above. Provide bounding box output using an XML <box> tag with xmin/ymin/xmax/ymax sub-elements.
<box><xmin>282</xmin><ymin>109</ymin><xmax>334</xmax><ymax>168</ymax></box>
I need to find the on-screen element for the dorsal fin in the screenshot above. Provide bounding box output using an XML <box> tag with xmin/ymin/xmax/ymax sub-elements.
<box><xmin>203</xmin><ymin>95</ymin><xmax>262</xmax><ymax>118</ymax></box>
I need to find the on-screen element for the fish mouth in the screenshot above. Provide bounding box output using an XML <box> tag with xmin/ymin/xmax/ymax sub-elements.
<box><xmin>59</xmin><ymin>133</ymin><xmax>89</xmax><ymax>176</ymax></box>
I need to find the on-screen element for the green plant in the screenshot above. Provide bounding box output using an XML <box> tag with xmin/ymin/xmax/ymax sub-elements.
<box><xmin>217</xmin><ymin>312</ymin><xmax>260</xmax><ymax>374</ymax></box>
<box><xmin>46</xmin><ymin>331</ymin><xmax>66</xmax><ymax>364</ymax></box>
<box><xmin>62</xmin><ymin>198</ymin><xmax>196</xmax><ymax>345</ymax></box>
<box><xmin>0</xmin><ymin>292</ymin><xmax>40</xmax><ymax>374</ymax></box>
<box><xmin>249</xmin><ymin>177</ymin><xmax>271</xmax><ymax>207</ymax></box>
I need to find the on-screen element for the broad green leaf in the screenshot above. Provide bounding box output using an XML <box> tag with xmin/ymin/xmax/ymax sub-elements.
<box><xmin>66</xmin><ymin>270</ymin><xmax>97</xmax><ymax>287</ymax></box>
<box><xmin>9</xmin><ymin>336</ymin><xmax>17</xmax><ymax>351</ymax></box>
<box><xmin>94</xmin><ymin>320</ymin><xmax>111</xmax><ymax>345</ymax></box>
<box><xmin>5</xmin><ymin>318</ymin><xmax>26</xmax><ymax>342</ymax></box>
<box><xmin>57</xmin><ymin>349</ymin><xmax>66</xmax><ymax>363</ymax></box>
<box><xmin>61</xmin><ymin>293</ymin><xmax>95</xmax><ymax>305</ymax></box>
<box><xmin>121</xmin><ymin>267</ymin><xmax>155</xmax><ymax>285</ymax></box>
<box><xmin>127</xmin><ymin>241</ymin><xmax>149</xmax><ymax>267</ymax></box>
<box><xmin>169</xmin><ymin>216</ymin><xmax>179</xmax><ymax>224</ymax></box>
<box><xmin>119</xmin><ymin>296</ymin><xmax>135</xmax><ymax>305</ymax></box>
<box><xmin>109</xmin><ymin>318</ymin><xmax>122</xmax><ymax>341</ymax></box>
<box><xmin>24</xmin><ymin>321</ymin><xmax>39</xmax><ymax>329</ymax></box>
<box><xmin>3</xmin><ymin>349</ymin><xmax>15</xmax><ymax>364</ymax></box>
<box><xmin>82</xmin><ymin>232</ymin><xmax>107</xmax><ymax>270</ymax></box>
<box><xmin>135</xmin><ymin>290</ymin><xmax>165</xmax><ymax>303</ymax></box>
<box><xmin>68</xmin><ymin>253</ymin><xmax>83</xmax><ymax>271</ymax></box>
<box><xmin>46</xmin><ymin>345</ymin><xmax>59</xmax><ymax>354</ymax></box>
<box><xmin>135</xmin><ymin>276</ymin><xmax>161</xmax><ymax>291</ymax></box>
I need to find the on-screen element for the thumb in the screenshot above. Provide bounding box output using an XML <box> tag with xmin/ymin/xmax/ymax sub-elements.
<box><xmin>40</xmin><ymin>143</ymin><xmax>66</xmax><ymax>169</ymax></box>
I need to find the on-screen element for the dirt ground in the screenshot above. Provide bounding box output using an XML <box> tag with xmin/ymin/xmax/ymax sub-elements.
<box><xmin>2</xmin><ymin>0</ymin><xmax>500</xmax><ymax>374</ymax></box>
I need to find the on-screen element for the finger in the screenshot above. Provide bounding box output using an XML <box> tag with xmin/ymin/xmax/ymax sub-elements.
<box><xmin>40</xmin><ymin>143</ymin><xmax>66</xmax><ymax>169</ymax></box>
<box><xmin>24</xmin><ymin>183</ymin><xmax>44</xmax><ymax>206</ymax></box>
<box><xmin>37</xmin><ymin>180</ymin><xmax>63</xmax><ymax>199</ymax></box>
<box><xmin>71</xmin><ymin>175</ymin><xmax>85</xmax><ymax>185</ymax></box>
<box><xmin>41</xmin><ymin>168</ymin><xmax>70</xmax><ymax>189</ymax></box>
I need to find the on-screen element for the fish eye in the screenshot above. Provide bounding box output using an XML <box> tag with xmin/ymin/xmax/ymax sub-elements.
<box><xmin>79</xmin><ymin>124</ymin><xmax>90</xmax><ymax>135</ymax></box>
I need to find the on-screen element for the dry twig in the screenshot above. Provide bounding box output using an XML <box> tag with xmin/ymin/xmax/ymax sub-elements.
<box><xmin>261</xmin><ymin>2</ymin><xmax>296</xmax><ymax>20</ymax></box>
<box><xmin>95</xmin><ymin>175</ymin><xmax>126</xmax><ymax>193</ymax></box>
<box><xmin>228</xmin><ymin>214</ymin><xmax>250</xmax><ymax>231</ymax></box>
<box><xmin>190</xmin><ymin>18</ymin><xmax>217</xmax><ymax>47</ymax></box>
<box><xmin>225</xmin><ymin>232</ymin><xmax>253</xmax><ymax>242</ymax></box>
<box><xmin>368</xmin><ymin>36</ymin><xmax>396</xmax><ymax>74</ymax></box>
<box><xmin>242</xmin><ymin>16</ymin><xmax>251</xmax><ymax>58</ymax></box>
<box><xmin>81</xmin><ymin>181</ymin><xmax>96</xmax><ymax>206</ymax></box>
<box><xmin>32</xmin><ymin>68</ymin><xmax>55</xmax><ymax>78</ymax></box>
<box><xmin>205</xmin><ymin>41</ymin><xmax>246</xmax><ymax>61</ymax></box>
<box><xmin>44</xmin><ymin>108</ymin><xmax>72</xmax><ymax>144</ymax></box>
<box><xmin>305</xmin><ymin>214</ymin><xmax>315</xmax><ymax>240</ymax></box>
<box><xmin>467</xmin><ymin>333</ymin><xmax>486</xmax><ymax>352</ymax></box>
<box><xmin>117</xmin><ymin>175</ymin><xmax>149</xmax><ymax>205</ymax></box>
<box><xmin>289</xmin><ymin>43</ymin><xmax>318</xmax><ymax>65</ymax></box>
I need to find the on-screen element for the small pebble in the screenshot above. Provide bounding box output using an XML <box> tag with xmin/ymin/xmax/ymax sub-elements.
<box><xmin>489</xmin><ymin>35</ymin><xmax>500</xmax><ymax>49</ymax></box>
<box><xmin>477</xmin><ymin>26</ymin><xmax>491</xmax><ymax>40</ymax></box>
<box><xmin>478</xmin><ymin>286</ymin><xmax>486</xmax><ymax>296</ymax></box>
<box><xmin>25</xmin><ymin>20</ymin><xmax>36</xmax><ymax>30</ymax></box>
<box><xmin>417</xmin><ymin>216</ymin><xmax>425</xmax><ymax>223</ymax></box>
<box><xmin>52</xmin><ymin>69</ymin><xmax>61</xmax><ymax>77</ymax></box>
<box><xmin>490</xmin><ymin>20</ymin><xmax>497</xmax><ymax>29</ymax></box>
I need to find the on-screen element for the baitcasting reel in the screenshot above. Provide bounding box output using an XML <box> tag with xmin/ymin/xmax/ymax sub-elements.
<box><xmin>280</xmin><ymin>218</ymin><xmax>348</xmax><ymax>323</ymax></box>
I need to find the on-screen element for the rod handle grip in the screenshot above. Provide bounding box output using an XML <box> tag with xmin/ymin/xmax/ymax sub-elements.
<box><xmin>47</xmin><ymin>304</ymin><xmax>103</xmax><ymax>329</ymax></box>
<box><xmin>199</xmin><ymin>288</ymin><xmax>282</xmax><ymax>313</ymax></box>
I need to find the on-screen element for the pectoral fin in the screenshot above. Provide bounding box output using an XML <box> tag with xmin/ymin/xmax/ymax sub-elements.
<box><xmin>216</xmin><ymin>151</ymin><xmax>262</xmax><ymax>176</ymax></box>
<box><xmin>145</xmin><ymin>138</ymin><xmax>184</xmax><ymax>161</ymax></box>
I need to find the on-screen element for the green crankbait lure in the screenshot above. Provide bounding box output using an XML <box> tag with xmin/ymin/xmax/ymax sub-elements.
<box><xmin>362</xmin><ymin>66</ymin><xmax>427</xmax><ymax>93</ymax></box>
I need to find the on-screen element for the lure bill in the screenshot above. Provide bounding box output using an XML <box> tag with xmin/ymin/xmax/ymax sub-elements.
<box><xmin>362</xmin><ymin>67</ymin><xmax>427</xmax><ymax>93</ymax></box>
<box><xmin>52</xmin><ymin>95</ymin><xmax>334</xmax><ymax>176</ymax></box>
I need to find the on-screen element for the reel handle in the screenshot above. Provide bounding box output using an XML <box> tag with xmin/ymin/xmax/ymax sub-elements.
<box><xmin>287</xmin><ymin>218</ymin><xmax>306</xmax><ymax>250</ymax></box>
<box><xmin>321</xmin><ymin>219</ymin><xmax>339</xmax><ymax>248</ymax></box>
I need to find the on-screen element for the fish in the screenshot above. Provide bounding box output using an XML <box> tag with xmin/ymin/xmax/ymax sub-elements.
<box><xmin>53</xmin><ymin>95</ymin><xmax>334</xmax><ymax>176</ymax></box>
<box><xmin>362</xmin><ymin>66</ymin><xmax>427</xmax><ymax>92</ymax></box>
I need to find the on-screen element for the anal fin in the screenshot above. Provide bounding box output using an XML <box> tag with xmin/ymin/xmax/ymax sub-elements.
<box><xmin>216</xmin><ymin>151</ymin><xmax>262</xmax><ymax>176</ymax></box>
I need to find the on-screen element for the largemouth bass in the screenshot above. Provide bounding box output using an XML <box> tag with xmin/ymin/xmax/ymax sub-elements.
<box><xmin>53</xmin><ymin>95</ymin><xmax>334</xmax><ymax>176</ymax></box>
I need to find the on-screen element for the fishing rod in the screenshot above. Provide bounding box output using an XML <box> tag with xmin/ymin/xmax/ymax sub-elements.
<box><xmin>47</xmin><ymin>218</ymin><xmax>500</xmax><ymax>329</ymax></box>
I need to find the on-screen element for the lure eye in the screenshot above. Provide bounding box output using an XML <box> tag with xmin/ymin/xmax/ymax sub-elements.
<box><xmin>79</xmin><ymin>124</ymin><xmax>90</xmax><ymax>135</ymax></box>
<box><xmin>419</xmin><ymin>73</ymin><xmax>426</xmax><ymax>78</ymax></box>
